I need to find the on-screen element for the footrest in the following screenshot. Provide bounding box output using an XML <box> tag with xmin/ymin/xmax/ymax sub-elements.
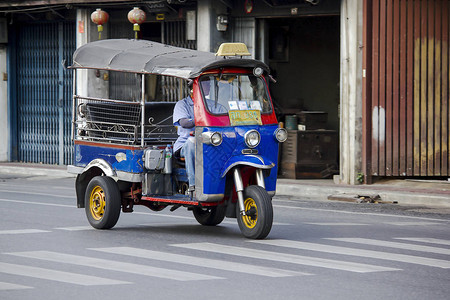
<box><xmin>141</xmin><ymin>194</ymin><xmax>198</xmax><ymax>206</ymax></box>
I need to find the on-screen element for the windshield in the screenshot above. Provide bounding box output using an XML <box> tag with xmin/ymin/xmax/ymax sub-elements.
<box><xmin>200</xmin><ymin>74</ymin><xmax>272</xmax><ymax>115</ymax></box>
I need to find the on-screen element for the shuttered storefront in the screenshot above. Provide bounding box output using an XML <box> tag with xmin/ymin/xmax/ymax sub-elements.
<box><xmin>365</xmin><ymin>0</ymin><xmax>449</xmax><ymax>177</ymax></box>
<box><xmin>14</xmin><ymin>22</ymin><xmax>75</xmax><ymax>165</ymax></box>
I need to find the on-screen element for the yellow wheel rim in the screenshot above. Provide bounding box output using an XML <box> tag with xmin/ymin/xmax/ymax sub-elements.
<box><xmin>242</xmin><ymin>197</ymin><xmax>258</xmax><ymax>229</ymax></box>
<box><xmin>89</xmin><ymin>186</ymin><xmax>106</xmax><ymax>221</ymax></box>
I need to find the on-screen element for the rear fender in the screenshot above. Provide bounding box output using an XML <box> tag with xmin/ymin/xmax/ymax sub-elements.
<box><xmin>75</xmin><ymin>159</ymin><xmax>116</xmax><ymax>208</ymax></box>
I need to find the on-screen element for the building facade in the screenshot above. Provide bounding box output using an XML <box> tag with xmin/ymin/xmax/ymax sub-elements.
<box><xmin>0</xmin><ymin>0</ymin><xmax>448</xmax><ymax>184</ymax></box>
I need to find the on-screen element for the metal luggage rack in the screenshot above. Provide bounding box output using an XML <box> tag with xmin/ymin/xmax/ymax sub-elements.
<box><xmin>75</xmin><ymin>96</ymin><xmax>141</xmax><ymax>145</ymax></box>
<box><xmin>75</xmin><ymin>96</ymin><xmax>178</xmax><ymax>146</ymax></box>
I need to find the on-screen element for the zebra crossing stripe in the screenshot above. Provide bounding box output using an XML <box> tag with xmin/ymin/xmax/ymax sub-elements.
<box><xmin>251</xmin><ymin>239</ymin><xmax>450</xmax><ymax>269</ymax></box>
<box><xmin>91</xmin><ymin>247</ymin><xmax>309</xmax><ymax>277</ymax></box>
<box><xmin>326</xmin><ymin>238</ymin><xmax>450</xmax><ymax>256</ymax></box>
<box><xmin>0</xmin><ymin>281</ymin><xmax>33</xmax><ymax>290</ymax></box>
<box><xmin>172</xmin><ymin>243</ymin><xmax>399</xmax><ymax>273</ymax></box>
<box><xmin>7</xmin><ymin>251</ymin><xmax>222</xmax><ymax>281</ymax></box>
<box><xmin>0</xmin><ymin>262</ymin><xmax>129</xmax><ymax>286</ymax></box>
<box><xmin>395</xmin><ymin>237</ymin><xmax>450</xmax><ymax>246</ymax></box>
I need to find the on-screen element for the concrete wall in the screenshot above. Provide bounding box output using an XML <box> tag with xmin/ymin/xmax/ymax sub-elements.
<box><xmin>338</xmin><ymin>0</ymin><xmax>363</xmax><ymax>184</ymax></box>
<box><xmin>197</xmin><ymin>0</ymin><xmax>229</xmax><ymax>52</ymax></box>
<box><xmin>76</xmin><ymin>9</ymin><xmax>109</xmax><ymax>98</ymax></box>
<box><xmin>0</xmin><ymin>46</ymin><xmax>8</xmax><ymax>161</ymax></box>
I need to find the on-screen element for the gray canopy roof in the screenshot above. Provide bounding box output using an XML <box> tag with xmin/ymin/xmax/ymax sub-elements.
<box><xmin>71</xmin><ymin>39</ymin><xmax>270</xmax><ymax>80</ymax></box>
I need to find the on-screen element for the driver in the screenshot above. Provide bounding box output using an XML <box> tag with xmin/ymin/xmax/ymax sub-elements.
<box><xmin>173</xmin><ymin>90</ymin><xmax>196</xmax><ymax>193</ymax></box>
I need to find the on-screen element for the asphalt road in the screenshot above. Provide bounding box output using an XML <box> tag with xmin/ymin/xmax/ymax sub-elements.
<box><xmin>0</xmin><ymin>175</ymin><xmax>449</xmax><ymax>300</ymax></box>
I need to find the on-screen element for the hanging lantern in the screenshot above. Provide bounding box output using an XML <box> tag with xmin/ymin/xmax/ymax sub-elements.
<box><xmin>91</xmin><ymin>8</ymin><xmax>109</xmax><ymax>39</ymax></box>
<box><xmin>127</xmin><ymin>7</ymin><xmax>146</xmax><ymax>39</ymax></box>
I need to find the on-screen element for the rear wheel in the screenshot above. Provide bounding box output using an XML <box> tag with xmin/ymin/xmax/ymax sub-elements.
<box><xmin>237</xmin><ymin>185</ymin><xmax>273</xmax><ymax>239</ymax></box>
<box><xmin>193</xmin><ymin>205</ymin><xmax>226</xmax><ymax>226</ymax></box>
<box><xmin>85</xmin><ymin>176</ymin><xmax>121</xmax><ymax>229</ymax></box>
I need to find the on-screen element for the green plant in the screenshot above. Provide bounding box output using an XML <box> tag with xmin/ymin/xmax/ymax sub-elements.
<box><xmin>356</xmin><ymin>172</ymin><xmax>364</xmax><ymax>184</ymax></box>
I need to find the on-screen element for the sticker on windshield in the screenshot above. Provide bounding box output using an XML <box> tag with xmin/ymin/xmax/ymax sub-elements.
<box><xmin>228</xmin><ymin>101</ymin><xmax>238</xmax><ymax>110</ymax></box>
<box><xmin>238</xmin><ymin>101</ymin><xmax>248</xmax><ymax>110</ymax></box>
<box><xmin>250</xmin><ymin>101</ymin><xmax>262</xmax><ymax>111</ymax></box>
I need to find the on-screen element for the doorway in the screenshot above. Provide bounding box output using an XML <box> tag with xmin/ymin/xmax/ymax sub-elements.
<box><xmin>264</xmin><ymin>16</ymin><xmax>340</xmax><ymax>178</ymax></box>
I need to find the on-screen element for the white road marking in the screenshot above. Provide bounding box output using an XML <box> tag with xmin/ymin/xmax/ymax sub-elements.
<box><xmin>0</xmin><ymin>182</ymin><xmax>73</xmax><ymax>191</ymax></box>
<box><xmin>91</xmin><ymin>246</ymin><xmax>309</xmax><ymax>277</ymax></box>
<box><xmin>0</xmin><ymin>281</ymin><xmax>33</xmax><ymax>290</ymax></box>
<box><xmin>172</xmin><ymin>243</ymin><xmax>399</xmax><ymax>273</ymax></box>
<box><xmin>0</xmin><ymin>198</ymin><xmax>74</xmax><ymax>208</ymax></box>
<box><xmin>7</xmin><ymin>251</ymin><xmax>222</xmax><ymax>281</ymax></box>
<box><xmin>326</xmin><ymin>238</ymin><xmax>450</xmax><ymax>255</ymax></box>
<box><xmin>395</xmin><ymin>237</ymin><xmax>450</xmax><ymax>246</ymax></box>
<box><xmin>0</xmin><ymin>229</ymin><xmax>51</xmax><ymax>235</ymax></box>
<box><xmin>304</xmin><ymin>222</ymin><xmax>369</xmax><ymax>226</ymax></box>
<box><xmin>383</xmin><ymin>222</ymin><xmax>442</xmax><ymax>226</ymax></box>
<box><xmin>0</xmin><ymin>262</ymin><xmax>129</xmax><ymax>286</ymax></box>
<box><xmin>54</xmin><ymin>226</ymin><xmax>94</xmax><ymax>231</ymax></box>
<box><xmin>273</xmin><ymin>204</ymin><xmax>450</xmax><ymax>222</ymax></box>
<box><xmin>0</xmin><ymin>189</ymin><xmax>74</xmax><ymax>198</ymax></box>
<box><xmin>251</xmin><ymin>239</ymin><xmax>450</xmax><ymax>269</ymax></box>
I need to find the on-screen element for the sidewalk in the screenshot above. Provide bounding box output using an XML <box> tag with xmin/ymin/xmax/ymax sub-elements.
<box><xmin>276</xmin><ymin>178</ymin><xmax>450</xmax><ymax>207</ymax></box>
<box><xmin>1</xmin><ymin>162</ymin><xmax>449</xmax><ymax>208</ymax></box>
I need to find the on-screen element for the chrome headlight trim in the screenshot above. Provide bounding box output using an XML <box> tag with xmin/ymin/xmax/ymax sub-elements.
<box><xmin>244</xmin><ymin>129</ymin><xmax>260</xmax><ymax>148</ymax></box>
<box><xmin>274</xmin><ymin>128</ymin><xmax>288</xmax><ymax>143</ymax></box>
<box><xmin>202</xmin><ymin>131</ymin><xmax>223</xmax><ymax>146</ymax></box>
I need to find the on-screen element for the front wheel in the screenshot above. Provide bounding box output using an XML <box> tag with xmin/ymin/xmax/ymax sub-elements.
<box><xmin>237</xmin><ymin>185</ymin><xmax>273</xmax><ymax>239</ymax></box>
<box><xmin>85</xmin><ymin>176</ymin><xmax>121</xmax><ymax>229</ymax></box>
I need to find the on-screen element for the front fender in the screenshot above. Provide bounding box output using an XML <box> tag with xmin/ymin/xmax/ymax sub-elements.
<box><xmin>221</xmin><ymin>155</ymin><xmax>275</xmax><ymax>178</ymax></box>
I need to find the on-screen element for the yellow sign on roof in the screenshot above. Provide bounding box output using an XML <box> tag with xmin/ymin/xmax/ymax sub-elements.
<box><xmin>216</xmin><ymin>43</ymin><xmax>251</xmax><ymax>56</ymax></box>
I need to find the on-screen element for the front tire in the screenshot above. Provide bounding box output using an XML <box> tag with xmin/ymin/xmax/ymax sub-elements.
<box><xmin>237</xmin><ymin>185</ymin><xmax>273</xmax><ymax>239</ymax></box>
<box><xmin>85</xmin><ymin>176</ymin><xmax>121</xmax><ymax>229</ymax></box>
<box><xmin>193</xmin><ymin>205</ymin><xmax>226</xmax><ymax>226</ymax></box>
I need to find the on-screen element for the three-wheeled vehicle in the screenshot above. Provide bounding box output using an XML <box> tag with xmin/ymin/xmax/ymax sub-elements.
<box><xmin>68</xmin><ymin>39</ymin><xmax>287</xmax><ymax>239</ymax></box>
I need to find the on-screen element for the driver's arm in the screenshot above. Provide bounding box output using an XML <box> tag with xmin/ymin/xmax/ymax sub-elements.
<box><xmin>178</xmin><ymin>118</ymin><xmax>194</xmax><ymax>128</ymax></box>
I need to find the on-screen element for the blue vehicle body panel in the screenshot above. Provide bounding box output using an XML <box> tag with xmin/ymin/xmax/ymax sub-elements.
<box><xmin>74</xmin><ymin>143</ymin><xmax>144</xmax><ymax>174</ymax></box>
<box><xmin>201</xmin><ymin>124</ymin><xmax>279</xmax><ymax>195</ymax></box>
<box><xmin>74</xmin><ymin>125</ymin><xmax>280</xmax><ymax>196</ymax></box>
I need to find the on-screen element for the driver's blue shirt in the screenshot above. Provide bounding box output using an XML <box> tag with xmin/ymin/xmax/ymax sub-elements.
<box><xmin>173</xmin><ymin>95</ymin><xmax>195</xmax><ymax>153</ymax></box>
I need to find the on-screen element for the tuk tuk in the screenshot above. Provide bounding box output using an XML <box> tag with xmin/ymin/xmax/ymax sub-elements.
<box><xmin>68</xmin><ymin>39</ymin><xmax>288</xmax><ymax>239</ymax></box>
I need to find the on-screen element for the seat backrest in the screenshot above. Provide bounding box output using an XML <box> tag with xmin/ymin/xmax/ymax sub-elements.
<box><xmin>144</xmin><ymin>102</ymin><xmax>178</xmax><ymax>141</ymax></box>
<box><xmin>144</xmin><ymin>102</ymin><xmax>176</xmax><ymax>125</ymax></box>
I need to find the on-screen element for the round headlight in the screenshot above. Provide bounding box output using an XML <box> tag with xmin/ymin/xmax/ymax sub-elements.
<box><xmin>202</xmin><ymin>131</ymin><xmax>222</xmax><ymax>146</ymax></box>
<box><xmin>211</xmin><ymin>132</ymin><xmax>223</xmax><ymax>146</ymax></box>
<box><xmin>274</xmin><ymin>128</ymin><xmax>288</xmax><ymax>142</ymax></box>
<box><xmin>244</xmin><ymin>130</ymin><xmax>260</xmax><ymax>148</ymax></box>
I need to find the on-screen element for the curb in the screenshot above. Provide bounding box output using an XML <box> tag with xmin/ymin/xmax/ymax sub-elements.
<box><xmin>276</xmin><ymin>182</ymin><xmax>450</xmax><ymax>208</ymax></box>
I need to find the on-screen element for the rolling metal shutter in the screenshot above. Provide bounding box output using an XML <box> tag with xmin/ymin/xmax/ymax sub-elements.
<box><xmin>15</xmin><ymin>22</ymin><xmax>75</xmax><ymax>165</ymax></box>
<box><xmin>365</xmin><ymin>0</ymin><xmax>449</xmax><ymax>177</ymax></box>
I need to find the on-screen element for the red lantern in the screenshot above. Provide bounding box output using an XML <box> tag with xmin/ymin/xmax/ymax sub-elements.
<box><xmin>91</xmin><ymin>8</ymin><xmax>109</xmax><ymax>39</ymax></box>
<box><xmin>127</xmin><ymin>7</ymin><xmax>146</xmax><ymax>39</ymax></box>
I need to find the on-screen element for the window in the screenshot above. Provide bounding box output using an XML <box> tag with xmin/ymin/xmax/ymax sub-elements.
<box><xmin>200</xmin><ymin>74</ymin><xmax>272</xmax><ymax>115</ymax></box>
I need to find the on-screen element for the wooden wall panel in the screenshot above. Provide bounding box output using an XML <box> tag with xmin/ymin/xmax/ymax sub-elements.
<box><xmin>368</xmin><ymin>0</ymin><xmax>450</xmax><ymax>177</ymax></box>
